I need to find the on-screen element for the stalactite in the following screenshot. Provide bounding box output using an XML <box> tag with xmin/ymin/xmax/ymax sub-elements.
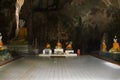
<box><xmin>15</xmin><ymin>0</ymin><xmax>24</xmax><ymax>37</ymax></box>
<box><xmin>102</xmin><ymin>0</ymin><xmax>112</xmax><ymax>7</ymax></box>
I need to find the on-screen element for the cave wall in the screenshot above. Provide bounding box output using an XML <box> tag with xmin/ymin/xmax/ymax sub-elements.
<box><xmin>0</xmin><ymin>0</ymin><xmax>120</xmax><ymax>53</ymax></box>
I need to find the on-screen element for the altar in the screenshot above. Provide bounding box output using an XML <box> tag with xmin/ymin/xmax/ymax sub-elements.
<box><xmin>39</xmin><ymin>53</ymin><xmax>77</xmax><ymax>57</ymax></box>
<box><xmin>7</xmin><ymin>45</ymin><xmax>29</xmax><ymax>54</ymax></box>
<box><xmin>0</xmin><ymin>49</ymin><xmax>11</xmax><ymax>61</ymax></box>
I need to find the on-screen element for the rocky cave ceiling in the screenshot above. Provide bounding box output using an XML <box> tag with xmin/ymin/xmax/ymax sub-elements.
<box><xmin>32</xmin><ymin>0</ymin><xmax>120</xmax><ymax>11</ymax></box>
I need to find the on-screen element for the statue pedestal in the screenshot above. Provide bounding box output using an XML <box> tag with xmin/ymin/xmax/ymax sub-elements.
<box><xmin>54</xmin><ymin>48</ymin><xmax>64</xmax><ymax>54</ymax></box>
<box><xmin>0</xmin><ymin>49</ymin><xmax>12</xmax><ymax>61</ymax></box>
<box><xmin>7</xmin><ymin>45</ymin><xmax>29</xmax><ymax>54</ymax></box>
<box><xmin>65</xmin><ymin>50</ymin><xmax>74</xmax><ymax>55</ymax></box>
<box><xmin>43</xmin><ymin>49</ymin><xmax>52</xmax><ymax>55</ymax></box>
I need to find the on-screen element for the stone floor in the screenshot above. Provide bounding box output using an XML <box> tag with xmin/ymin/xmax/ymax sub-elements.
<box><xmin>0</xmin><ymin>55</ymin><xmax>120</xmax><ymax>80</ymax></box>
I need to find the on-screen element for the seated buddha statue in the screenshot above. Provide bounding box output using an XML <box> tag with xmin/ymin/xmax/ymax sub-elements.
<box><xmin>0</xmin><ymin>33</ymin><xmax>3</xmax><ymax>47</ymax></box>
<box><xmin>17</xmin><ymin>26</ymin><xmax>27</xmax><ymax>40</ymax></box>
<box><xmin>0</xmin><ymin>33</ymin><xmax>7</xmax><ymax>50</ymax></box>
<box><xmin>56</xmin><ymin>40</ymin><xmax>62</xmax><ymax>49</ymax></box>
<box><xmin>65</xmin><ymin>41</ymin><xmax>74</xmax><ymax>54</ymax></box>
<box><xmin>12</xmin><ymin>19</ymin><xmax>28</xmax><ymax>44</ymax></box>
<box><xmin>43</xmin><ymin>42</ymin><xmax>52</xmax><ymax>55</ymax></box>
<box><xmin>109</xmin><ymin>38</ymin><xmax>120</xmax><ymax>53</ymax></box>
<box><xmin>54</xmin><ymin>40</ymin><xmax>63</xmax><ymax>54</ymax></box>
<box><xmin>66</xmin><ymin>41</ymin><xmax>73</xmax><ymax>50</ymax></box>
<box><xmin>46</xmin><ymin>43</ymin><xmax>51</xmax><ymax>49</ymax></box>
<box><xmin>101</xmin><ymin>40</ymin><xmax>107</xmax><ymax>52</ymax></box>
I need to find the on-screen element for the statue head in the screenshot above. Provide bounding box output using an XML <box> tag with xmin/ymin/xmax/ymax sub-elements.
<box><xmin>19</xmin><ymin>19</ymin><xmax>25</xmax><ymax>28</ymax></box>
<box><xmin>113</xmin><ymin>39</ymin><xmax>117</xmax><ymax>43</ymax></box>
<box><xmin>70</xmin><ymin>41</ymin><xmax>72</xmax><ymax>44</ymax></box>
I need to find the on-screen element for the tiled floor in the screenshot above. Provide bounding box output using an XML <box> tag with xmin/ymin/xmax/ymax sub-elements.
<box><xmin>0</xmin><ymin>55</ymin><xmax>120</xmax><ymax>80</ymax></box>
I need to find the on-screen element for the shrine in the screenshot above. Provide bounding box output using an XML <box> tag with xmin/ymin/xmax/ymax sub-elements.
<box><xmin>0</xmin><ymin>0</ymin><xmax>120</xmax><ymax>80</ymax></box>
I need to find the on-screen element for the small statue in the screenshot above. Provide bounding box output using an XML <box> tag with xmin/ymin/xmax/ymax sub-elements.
<box><xmin>65</xmin><ymin>41</ymin><xmax>74</xmax><ymax>54</ymax></box>
<box><xmin>54</xmin><ymin>40</ymin><xmax>63</xmax><ymax>54</ymax></box>
<box><xmin>56</xmin><ymin>40</ymin><xmax>62</xmax><ymax>49</ymax></box>
<box><xmin>101</xmin><ymin>40</ymin><xmax>107</xmax><ymax>52</ymax></box>
<box><xmin>46</xmin><ymin>42</ymin><xmax>51</xmax><ymax>49</ymax></box>
<box><xmin>0</xmin><ymin>33</ymin><xmax>7</xmax><ymax>50</ymax></box>
<box><xmin>0</xmin><ymin>33</ymin><xmax>3</xmax><ymax>47</ymax></box>
<box><xmin>66</xmin><ymin>41</ymin><xmax>73</xmax><ymax>50</ymax></box>
<box><xmin>109</xmin><ymin>36</ymin><xmax>120</xmax><ymax>53</ymax></box>
<box><xmin>43</xmin><ymin>42</ymin><xmax>52</xmax><ymax>55</ymax></box>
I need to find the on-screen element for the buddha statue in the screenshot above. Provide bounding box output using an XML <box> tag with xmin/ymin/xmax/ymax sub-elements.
<box><xmin>17</xmin><ymin>26</ymin><xmax>27</xmax><ymax>40</ymax></box>
<box><xmin>101</xmin><ymin>40</ymin><xmax>107</xmax><ymax>52</ymax></box>
<box><xmin>56</xmin><ymin>40</ymin><xmax>62</xmax><ymax>49</ymax></box>
<box><xmin>0</xmin><ymin>33</ymin><xmax>7</xmax><ymax>50</ymax></box>
<box><xmin>66</xmin><ymin>41</ymin><xmax>73</xmax><ymax>50</ymax></box>
<box><xmin>11</xmin><ymin>19</ymin><xmax>28</xmax><ymax>44</ymax></box>
<box><xmin>17</xmin><ymin>19</ymin><xmax>27</xmax><ymax>40</ymax></box>
<box><xmin>0</xmin><ymin>33</ymin><xmax>3</xmax><ymax>47</ymax></box>
<box><xmin>46</xmin><ymin>43</ymin><xmax>51</xmax><ymax>49</ymax></box>
<box><xmin>65</xmin><ymin>41</ymin><xmax>74</xmax><ymax>54</ymax></box>
<box><xmin>43</xmin><ymin>42</ymin><xmax>52</xmax><ymax>55</ymax></box>
<box><xmin>109</xmin><ymin>37</ymin><xmax>120</xmax><ymax>53</ymax></box>
<box><xmin>54</xmin><ymin>40</ymin><xmax>63</xmax><ymax>54</ymax></box>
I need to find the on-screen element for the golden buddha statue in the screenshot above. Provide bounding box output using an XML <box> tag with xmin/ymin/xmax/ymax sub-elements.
<box><xmin>0</xmin><ymin>33</ymin><xmax>7</xmax><ymax>50</ymax></box>
<box><xmin>109</xmin><ymin>38</ymin><xmax>120</xmax><ymax>52</ymax></box>
<box><xmin>101</xmin><ymin>40</ymin><xmax>107</xmax><ymax>52</ymax></box>
<box><xmin>66</xmin><ymin>41</ymin><xmax>73</xmax><ymax>49</ymax></box>
<box><xmin>112</xmin><ymin>39</ymin><xmax>119</xmax><ymax>51</ymax></box>
<box><xmin>0</xmin><ymin>33</ymin><xmax>3</xmax><ymax>47</ymax></box>
<box><xmin>56</xmin><ymin>40</ymin><xmax>62</xmax><ymax>49</ymax></box>
<box><xmin>46</xmin><ymin>43</ymin><xmax>51</xmax><ymax>49</ymax></box>
<box><xmin>17</xmin><ymin>26</ymin><xmax>27</xmax><ymax>40</ymax></box>
<box><xmin>11</xmin><ymin>19</ymin><xmax>28</xmax><ymax>44</ymax></box>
